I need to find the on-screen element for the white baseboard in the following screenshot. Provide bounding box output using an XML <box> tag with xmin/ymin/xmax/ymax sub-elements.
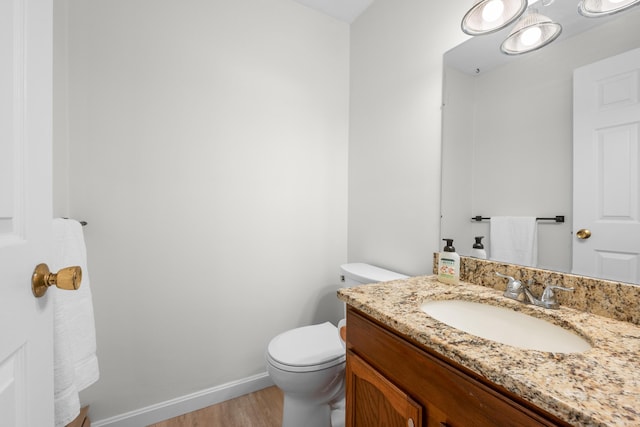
<box><xmin>92</xmin><ymin>372</ymin><xmax>274</xmax><ymax>427</ymax></box>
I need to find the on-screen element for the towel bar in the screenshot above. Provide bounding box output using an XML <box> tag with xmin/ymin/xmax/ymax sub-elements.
<box><xmin>61</xmin><ymin>217</ymin><xmax>87</xmax><ymax>226</ymax></box>
<box><xmin>471</xmin><ymin>215</ymin><xmax>565</xmax><ymax>223</ymax></box>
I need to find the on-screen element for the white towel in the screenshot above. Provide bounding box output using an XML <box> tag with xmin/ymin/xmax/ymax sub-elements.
<box><xmin>489</xmin><ymin>216</ymin><xmax>538</xmax><ymax>267</ymax></box>
<box><xmin>52</xmin><ymin>218</ymin><xmax>99</xmax><ymax>427</ymax></box>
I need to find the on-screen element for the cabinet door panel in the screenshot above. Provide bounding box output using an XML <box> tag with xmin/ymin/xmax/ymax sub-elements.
<box><xmin>346</xmin><ymin>351</ymin><xmax>422</xmax><ymax>427</ymax></box>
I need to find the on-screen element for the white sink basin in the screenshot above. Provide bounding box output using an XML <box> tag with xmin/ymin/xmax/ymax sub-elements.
<box><xmin>420</xmin><ymin>299</ymin><xmax>591</xmax><ymax>353</ymax></box>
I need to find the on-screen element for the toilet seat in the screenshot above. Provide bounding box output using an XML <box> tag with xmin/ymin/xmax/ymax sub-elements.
<box><xmin>267</xmin><ymin>322</ymin><xmax>346</xmax><ymax>373</ymax></box>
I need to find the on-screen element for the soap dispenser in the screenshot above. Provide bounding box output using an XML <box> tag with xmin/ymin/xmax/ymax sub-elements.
<box><xmin>438</xmin><ymin>238</ymin><xmax>460</xmax><ymax>285</ymax></box>
<box><xmin>471</xmin><ymin>236</ymin><xmax>487</xmax><ymax>259</ymax></box>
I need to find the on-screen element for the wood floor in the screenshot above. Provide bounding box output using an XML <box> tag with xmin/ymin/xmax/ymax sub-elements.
<box><xmin>148</xmin><ymin>386</ymin><xmax>283</xmax><ymax>427</ymax></box>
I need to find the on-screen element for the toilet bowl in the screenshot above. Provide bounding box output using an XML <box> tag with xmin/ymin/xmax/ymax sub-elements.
<box><xmin>266</xmin><ymin>263</ymin><xmax>407</xmax><ymax>427</ymax></box>
<box><xmin>267</xmin><ymin>322</ymin><xmax>346</xmax><ymax>427</ymax></box>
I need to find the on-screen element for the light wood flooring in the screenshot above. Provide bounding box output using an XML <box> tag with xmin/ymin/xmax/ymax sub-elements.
<box><xmin>148</xmin><ymin>386</ymin><xmax>283</xmax><ymax>427</ymax></box>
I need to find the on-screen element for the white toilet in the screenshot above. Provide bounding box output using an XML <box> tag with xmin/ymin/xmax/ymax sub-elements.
<box><xmin>266</xmin><ymin>263</ymin><xmax>407</xmax><ymax>427</ymax></box>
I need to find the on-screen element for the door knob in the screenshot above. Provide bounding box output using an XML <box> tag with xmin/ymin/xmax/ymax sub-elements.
<box><xmin>32</xmin><ymin>263</ymin><xmax>82</xmax><ymax>298</ymax></box>
<box><xmin>576</xmin><ymin>229</ymin><xmax>592</xmax><ymax>239</ymax></box>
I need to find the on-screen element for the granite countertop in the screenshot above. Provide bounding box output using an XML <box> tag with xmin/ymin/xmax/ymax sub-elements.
<box><xmin>337</xmin><ymin>275</ymin><xmax>640</xmax><ymax>426</ymax></box>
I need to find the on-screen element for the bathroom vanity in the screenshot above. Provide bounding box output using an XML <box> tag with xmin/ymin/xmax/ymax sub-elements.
<box><xmin>338</xmin><ymin>263</ymin><xmax>640</xmax><ymax>427</ymax></box>
<box><xmin>345</xmin><ymin>308</ymin><xmax>569</xmax><ymax>426</ymax></box>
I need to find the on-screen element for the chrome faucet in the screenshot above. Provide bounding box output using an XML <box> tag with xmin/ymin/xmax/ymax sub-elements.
<box><xmin>496</xmin><ymin>272</ymin><xmax>573</xmax><ymax>309</ymax></box>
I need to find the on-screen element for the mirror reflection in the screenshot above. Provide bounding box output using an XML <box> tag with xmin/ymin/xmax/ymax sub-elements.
<box><xmin>441</xmin><ymin>5</ymin><xmax>640</xmax><ymax>284</ymax></box>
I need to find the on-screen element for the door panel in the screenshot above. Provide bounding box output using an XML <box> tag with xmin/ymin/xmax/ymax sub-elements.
<box><xmin>573</xmin><ymin>48</ymin><xmax>640</xmax><ymax>283</ymax></box>
<box><xmin>0</xmin><ymin>0</ymin><xmax>54</xmax><ymax>425</ymax></box>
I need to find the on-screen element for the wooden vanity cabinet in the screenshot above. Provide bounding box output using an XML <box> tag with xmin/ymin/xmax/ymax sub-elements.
<box><xmin>345</xmin><ymin>308</ymin><xmax>571</xmax><ymax>427</ymax></box>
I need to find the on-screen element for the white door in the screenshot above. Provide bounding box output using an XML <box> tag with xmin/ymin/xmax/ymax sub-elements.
<box><xmin>573</xmin><ymin>48</ymin><xmax>640</xmax><ymax>284</ymax></box>
<box><xmin>0</xmin><ymin>0</ymin><xmax>54</xmax><ymax>425</ymax></box>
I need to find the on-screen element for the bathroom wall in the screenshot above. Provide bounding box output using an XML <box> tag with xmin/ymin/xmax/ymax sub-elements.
<box><xmin>440</xmin><ymin>66</ymin><xmax>475</xmax><ymax>254</ymax></box>
<box><xmin>53</xmin><ymin>0</ymin><xmax>70</xmax><ymax>216</ymax></box>
<box><xmin>54</xmin><ymin>0</ymin><xmax>349</xmax><ymax>421</ymax></box>
<box><xmin>53</xmin><ymin>0</ymin><xmax>509</xmax><ymax>422</ymax></box>
<box><xmin>348</xmin><ymin>1</ymin><xmax>469</xmax><ymax>276</ymax></box>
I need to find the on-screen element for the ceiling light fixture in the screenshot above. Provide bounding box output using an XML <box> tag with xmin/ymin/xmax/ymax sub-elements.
<box><xmin>500</xmin><ymin>9</ymin><xmax>562</xmax><ymax>55</ymax></box>
<box><xmin>462</xmin><ymin>0</ymin><xmax>638</xmax><ymax>55</ymax></box>
<box><xmin>578</xmin><ymin>0</ymin><xmax>640</xmax><ymax>17</ymax></box>
<box><xmin>462</xmin><ymin>0</ymin><xmax>529</xmax><ymax>35</ymax></box>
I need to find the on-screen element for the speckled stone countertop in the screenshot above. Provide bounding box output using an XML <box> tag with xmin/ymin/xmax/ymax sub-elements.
<box><xmin>338</xmin><ymin>275</ymin><xmax>640</xmax><ymax>426</ymax></box>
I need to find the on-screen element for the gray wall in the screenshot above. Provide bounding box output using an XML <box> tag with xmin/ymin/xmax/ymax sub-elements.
<box><xmin>54</xmin><ymin>0</ymin><xmax>477</xmax><ymax>422</ymax></box>
<box><xmin>54</xmin><ymin>0</ymin><xmax>348</xmax><ymax>420</ymax></box>
<box><xmin>348</xmin><ymin>1</ymin><xmax>468</xmax><ymax>276</ymax></box>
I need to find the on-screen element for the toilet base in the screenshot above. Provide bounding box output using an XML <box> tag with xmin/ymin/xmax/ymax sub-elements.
<box><xmin>281</xmin><ymin>395</ymin><xmax>345</xmax><ymax>427</ymax></box>
<box><xmin>280</xmin><ymin>393</ymin><xmax>345</xmax><ymax>427</ymax></box>
<box><xmin>330</xmin><ymin>397</ymin><xmax>345</xmax><ymax>427</ymax></box>
<box><xmin>282</xmin><ymin>395</ymin><xmax>331</xmax><ymax>427</ymax></box>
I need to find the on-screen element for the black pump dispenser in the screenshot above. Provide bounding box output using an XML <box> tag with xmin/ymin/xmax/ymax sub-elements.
<box><xmin>442</xmin><ymin>239</ymin><xmax>455</xmax><ymax>252</ymax></box>
<box><xmin>470</xmin><ymin>236</ymin><xmax>487</xmax><ymax>259</ymax></box>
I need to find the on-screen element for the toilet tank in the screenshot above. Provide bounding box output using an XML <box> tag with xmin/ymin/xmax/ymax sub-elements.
<box><xmin>340</xmin><ymin>263</ymin><xmax>408</xmax><ymax>286</ymax></box>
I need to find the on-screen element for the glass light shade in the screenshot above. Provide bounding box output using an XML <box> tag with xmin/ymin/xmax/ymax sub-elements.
<box><xmin>500</xmin><ymin>10</ymin><xmax>562</xmax><ymax>55</ymax></box>
<box><xmin>578</xmin><ymin>0</ymin><xmax>640</xmax><ymax>17</ymax></box>
<box><xmin>462</xmin><ymin>0</ymin><xmax>529</xmax><ymax>35</ymax></box>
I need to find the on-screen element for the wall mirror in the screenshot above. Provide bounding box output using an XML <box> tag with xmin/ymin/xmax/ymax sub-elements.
<box><xmin>441</xmin><ymin>2</ymin><xmax>640</xmax><ymax>284</ymax></box>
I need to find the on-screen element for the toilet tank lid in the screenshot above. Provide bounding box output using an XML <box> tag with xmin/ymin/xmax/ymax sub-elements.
<box><xmin>340</xmin><ymin>263</ymin><xmax>408</xmax><ymax>283</ymax></box>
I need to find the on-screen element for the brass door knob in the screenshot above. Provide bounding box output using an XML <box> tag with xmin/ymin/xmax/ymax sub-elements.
<box><xmin>576</xmin><ymin>229</ymin><xmax>592</xmax><ymax>240</ymax></box>
<box><xmin>32</xmin><ymin>263</ymin><xmax>82</xmax><ymax>298</ymax></box>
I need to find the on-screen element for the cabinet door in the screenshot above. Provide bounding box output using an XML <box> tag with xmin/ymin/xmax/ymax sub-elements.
<box><xmin>346</xmin><ymin>351</ymin><xmax>422</xmax><ymax>427</ymax></box>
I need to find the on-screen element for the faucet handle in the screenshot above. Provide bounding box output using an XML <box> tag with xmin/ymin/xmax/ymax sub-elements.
<box><xmin>496</xmin><ymin>272</ymin><xmax>516</xmax><ymax>282</ymax></box>
<box><xmin>540</xmin><ymin>284</ymin><xmax>574</xmax><ymax>309</ymax></box>
<box><xmin>496</xmin><ymin>272</ymin><xmax>523</xmax><ymax>299</ymax></box>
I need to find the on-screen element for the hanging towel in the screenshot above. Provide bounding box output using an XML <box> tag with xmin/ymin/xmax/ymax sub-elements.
<box><xmin>489</xmin><ymin>216</ymin><xmax>538</xmax><ymax>267</ymax></box>
<box><xmin>52</xmin><ymin>218</ymin><xmax>99</xmax><ymax>427</ymax></box>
